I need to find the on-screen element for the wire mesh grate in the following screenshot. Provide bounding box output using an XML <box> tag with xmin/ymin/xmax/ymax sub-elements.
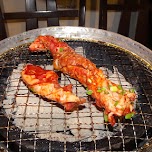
<box><xmin>0</xmin><ymin>40</ymin><xmax>152</xmax><ymax>152</ymax></box>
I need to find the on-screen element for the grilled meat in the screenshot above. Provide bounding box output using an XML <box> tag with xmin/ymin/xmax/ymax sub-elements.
<box><xmin>29</xmin><ymin>35</ymin><xmax>136</xmax><ymax>126</ymax></box>
<box><xmin>21</xmin><ymin>64</ymin><xmax>86</xmax><ymax>111</ymax></box>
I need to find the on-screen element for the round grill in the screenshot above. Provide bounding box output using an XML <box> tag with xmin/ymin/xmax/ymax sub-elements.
<box><xmin>0</xmin><ymin>27</ymin><xmax>151</xmax><ymax>152</ymax></box>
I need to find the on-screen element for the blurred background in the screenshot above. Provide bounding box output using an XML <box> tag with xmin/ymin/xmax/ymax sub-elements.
<box><xmin>1</xmin><ymin>0</ymin><xmax>152</xmax><ymax>48</ymax></box>
<box><xmin>1</xmin><ymin>0</ymin><xmax>136</xmax><ymax>38</ymax></box>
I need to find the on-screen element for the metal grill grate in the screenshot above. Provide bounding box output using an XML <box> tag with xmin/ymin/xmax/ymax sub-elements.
<box><xmin>0</xmin><ymin>40</ymin><xmax>152</xmax><ymax>152</ymax></box>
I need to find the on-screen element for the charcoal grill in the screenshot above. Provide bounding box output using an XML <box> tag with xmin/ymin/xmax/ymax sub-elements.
<box><xmin>0</xmin><ymin>26</ymin><xmax>152</xmax><ymax>152</ymax></box>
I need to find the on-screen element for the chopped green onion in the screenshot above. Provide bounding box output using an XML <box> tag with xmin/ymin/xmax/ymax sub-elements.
<box><xmin>97</xmin><ymin>87</ymin><xmax>107</xmax><ymax>93</ymax></box>
<box><xmin>121</xmin><ymin>90</ymin><xmax>126</xmax><ymax>95</ymax></box>
<box><xmin>118</xmin><ymin>85</ymin><xmax>123</xmax><ymax>90</ymax></box>
<box><xmin>59</xmin><ymin>47</ymin><xmax>64</xmax><ymax>52</ymax></box>
<box><xmin>97</xmin><ymin>87</ymin><xmax>102</xmax><ymax>93</ymax></box>
<box><xmin>129</xmin><ymin>88</ymin><xmax>135</xmax><ymax>93</ymax></box>
<box><xmin>30</xmin><ymin>88</ymin><xmax>35</xmax><ymax>93</ymax></box>
<box><xmin>97</xmin><ymin>89</ymin><xmax>102</xmax><ymax>93</ymax></box>
<box><xmin>114</xmin><ymin>101</ymin><xmax>119</xmax><ymax>107</ymax></box>
<box><xmin>101</xmin><ymin>87</ymin><xmax>106</xmax><ymax>91</ymax></box>
<box><xmin>86</xmin><ymin>88</ymin><xmax>89</xmax><ymax>91</ymax></box>
<box><xmin>125</xmin><ymin>112</ymin><xmax>134</xmax><ymax>119</ymax></box>
<box><xmin>86</xmin><ymin>89</ymin><xmax>93</xmax><ymax>95</ymax></box>
<box><xmin>110</xmin><ymin>86</ymin><xmax>118</xmax><ymax>92</ymax></box>
<box><xmin>104</xmin><ymin>113</ymin><xmax>108</xmax><ymax>122</ymax></box>
<box><xmin>109</xmin><ymin>84</ymin><xmax>112</xmax><ymax>88</ymax></box>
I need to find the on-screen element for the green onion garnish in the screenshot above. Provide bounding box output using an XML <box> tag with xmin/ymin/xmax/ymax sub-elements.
<box><xmin>118</xmin><ymin>85</ymin><xmax>123</xmax><ymax>90</ymax></box>
<box><xmin>114</xmin><ymin>101</ymin><xmax>119</xmax><ymax>107</ymax></box>
<box><xmin>110</xmin><ymin>86</ymin><xmax>118</xmax><ymax>92</ymax></box>
<box><xmin>125</xmin><ymin>112</ymin><xmax>134</xmax><ymax>119</ymax></box>
<box><xmin>86</xmin><ymin>89</ymin><xmax>93</xmax><ymax>95</ymax></box>
<box><xmin>97</xmin><ymin>90</ymin><xmax>102</xmax><ymax>93</ymax></box>
<box><xmin>97</xmin><ymin>87</ymin><xmax>107</xmax><ymax>93</ymax></box>
<box><xmin>59</xmin><ymin>47</ymin><xmax>64</xmax><ymax>52</ymax></box>
<box><xmin>30</xmin><ymin>88</ymin><xmax>35</xmax><ymax>93</ymax></box>
<box><xmin>97</xmin><ymin>87</ymin><xmax>102</xmax><ymax>93</ymax></box>
<box><xmin>102</xmin><ymin>87</ymin><xmax>106</xmax><ymax>91</ymax></box>
<box><xmin>121</xmin><ymin>90</ymin><xmax>126</xmax><ymax>95</ymax></box>
<box><xmin>109</xmin><ymin>85</ymin><xmax>112</xmax><ymax>88</ymax></box>
<box><xmin>104</xmin><ymin>113</ymin><xmax>108</xmax><ymax>122</ymax></box>
<box><xmin>97</xmin><ymin>89</ymin><xmax>102</xmax><ymax>93</ymax></box>
<box><xmin>129</xmin><ymin>88</ymin><xmax>135</xmax><ymax>93</ymax></box>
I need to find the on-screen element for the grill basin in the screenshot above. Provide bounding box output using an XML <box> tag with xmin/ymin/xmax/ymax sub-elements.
<box><xmin>0</xmin><ymin>26</ymin><xmax>152</xmax><ymax>152</ymax></box>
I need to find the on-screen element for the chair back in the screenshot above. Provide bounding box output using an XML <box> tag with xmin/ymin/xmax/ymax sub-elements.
<box><xmin>99</xmin><ymin>0</ymin><xmax>152</xmax><ymax>48</ymax></box>
<box><xmin>0</xmin><ymin>0</ymin><xmax>86</xmax><ymax>40</ymax></box>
